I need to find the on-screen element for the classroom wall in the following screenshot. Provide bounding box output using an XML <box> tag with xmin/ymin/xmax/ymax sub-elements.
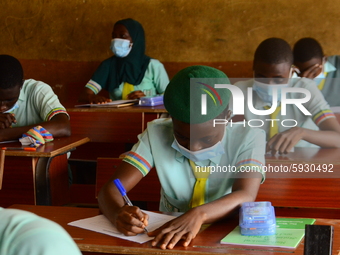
<box><xmin>2</xmin><ymin>0</ymin><xmax>340</xmax><ymax>63</ymax></box>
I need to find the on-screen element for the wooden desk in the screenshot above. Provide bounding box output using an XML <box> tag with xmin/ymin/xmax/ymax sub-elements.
<box><xmin>8</xmin><ymin>204</ymin><xmax>340</xmax><ymax>255</ymax></box>
<box><xmin>67</xmin><ymin>105</ymin><xmax>167</xmax><ymax>160</ymax></box>
<box><xmin>0</xmin><ymin>136</ymin><xmax>89</xmax><ymax>207</ymax></box>
<box><xmin>256</xmin><ymin>148</ymin><xmax>340</xmax><ymax>208</ymax></box>
<box><xmin>67</xmin><ymin>105</ymin><xmax>167</xmax><ymax>142</ymax></box>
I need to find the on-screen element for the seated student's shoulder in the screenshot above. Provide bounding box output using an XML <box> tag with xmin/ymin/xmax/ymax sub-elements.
<box><xmin>233</xmin><ymin>79</ymin><xmax>253</xmax><ymax>92</ymax></box>
<box><xmin>292</xmin><ymin>77</ymin><xmax>321</xmax><ymax>93</ymax></box>
<box><xmin>227</xmin><ymin>124</ymin><xmax>266</xmax><ymax>146</ymax></box>
<box><xmin>22</xmin><ymin>79</ymin><xmax>54</xmax><ymax>94</ymax></box>
<box><xmin>146</xmin><ymin>117</ymin><xmax>173</xmax><ymax>131</ymax></box>
<box><xmin>147</xmin><ymin>58</ymin><xmax>167</xmax><ymax>74</ymax></box>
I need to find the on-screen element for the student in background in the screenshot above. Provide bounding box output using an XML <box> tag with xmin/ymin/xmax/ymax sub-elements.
<box><xmin>0</xmin><ymin>55</ymin><xmax>70</xmax><ymax>142</ymax></box>
<box><xmin>0</xmin><ymin>207</ymin><xmax>81</xmax><ymax>255</ymax></box>
<box><xmin>79</xmin><ymin>18</ymin><xmax>169</xmax><ymax>103</ymax></box>
<box><xmin>293</xmin><ymin>37</ymin><xmax>340</xmax><ymax>107</ymax></box>
<box><xmin>98</xmin><ymin>66</ymin><xmax>265</xmax><ymax>250</ymax></box>
<box><xmin>234</xmin><ymin>38</ymin><xmax>340</xmax><ymax>154</ymax></box>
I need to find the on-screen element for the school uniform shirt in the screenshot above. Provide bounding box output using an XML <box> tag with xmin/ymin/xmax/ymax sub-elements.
<box><xmin>0</xmin><ymin>208</ymin><xmax>81</xmax><ymax>255</ymax></box>
<box><xmin>9</xmin><ymin>79</ymin><xmax>69</xmax><ymax>127</ymax></box>
<box><xmin>86</xmin><ymin>58</ymin><xmax>169</xmax><ymax>100</ymax></box>
<box><xmin>234</xmin><ymin>78</ymin><xmax>335</xmax><ymax>147</ymax></box>
<box><xmin>320</xmin><ymin>55</ymin><xmax>340</xmax><ymax>107</ymax></box>
<box><xmin>123</xmin><ymin>118</ymin><xmax>265</xmax><ymax>212</ymax></box>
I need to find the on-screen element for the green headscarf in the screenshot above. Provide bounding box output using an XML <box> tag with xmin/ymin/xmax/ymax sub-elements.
<box><xmin>103</xmin><ymin>18</ymin><xmax>151</xmax><ymax>91</ymax></box>
<box><xmin>164</xmin><ymin>65</ymin><xmax>231</xmax><ymax>124</ymax></box>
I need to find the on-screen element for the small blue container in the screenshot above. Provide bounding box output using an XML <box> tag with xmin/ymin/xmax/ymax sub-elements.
<box><xmin>239</xmin><ymin>201</ymin><xmax>276</xmax><ymax>236</ymax></box>
<box><xmin>139</xmin><ymin>95</ymin><xmax>164</xmax><ymax>106</ymax></box>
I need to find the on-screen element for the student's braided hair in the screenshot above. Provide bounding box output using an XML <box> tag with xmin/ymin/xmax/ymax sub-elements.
<box><xmin>0</xmin><ymin>55</ymin><xmax>23</xmax><ymax>89</ymax></box>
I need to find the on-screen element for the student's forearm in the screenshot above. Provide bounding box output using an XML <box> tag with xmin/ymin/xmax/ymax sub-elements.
<box><xmin>0</xmin><ymin>115</ymin><xmax>70</xmax><ymax>141</ymax></box>
<box><xmin>192</xmin><ymin>188</ymin><xmax>257</xmax><ymax>224</ymax></box>
<box><xmin>98</xmin><ymin>163</ymin><xmax>145</xmax><ymax>226</ymax></box>
<box><xmin>98</xmin><ymin>182</ymin><xmax>126</xmax><ymax>225</ymax></box>
<box><xmin>302</xmin><ymin>129</ymin><xmax>340</xmax><ymax>148</ymax></box>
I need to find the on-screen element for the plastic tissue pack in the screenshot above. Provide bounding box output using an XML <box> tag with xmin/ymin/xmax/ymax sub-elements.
<box><xmin>239</xmin><ymin>201</ymin><xmax>276</xmax><ymax>236</ymax></box>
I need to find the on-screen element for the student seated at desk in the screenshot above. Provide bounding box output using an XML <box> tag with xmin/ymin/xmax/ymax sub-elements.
<box><xmin>0</xmin><ymin>207</ymin><xmax>81</xmax><ymax>255</ymax></box>
<box><xmin>0</xmin><ymin>55</ymin><xmax>70</xmax><ymax>142</ymax></box>
<box><xmin>98</xmin><ymin>66</ymin><xmax>265</xmax><ymax>250</ymax></box>
<box><xmin>79</xmin><ymin>18</ymin><xmax>169</xmax><ymax>103</ymax></box>
<box><xmin>233</xmin><ymin>38</ymin><xmax>340</xmax><ymax>154</ymax></box>
<box><xmin>293</xmin><ymin>37</ymin><xmax>340</xmax><ymax>107</ymax></box>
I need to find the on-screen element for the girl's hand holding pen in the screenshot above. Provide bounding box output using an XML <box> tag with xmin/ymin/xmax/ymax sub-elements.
<box><xmin>115</xmin><ymin>205</ymin><xmax>149</xmax><ymax>236</ymax></box>
<box><xmin>113</xmin><ymin>178</ymin><xmax>149</xmax><ymax>236</ymax></box>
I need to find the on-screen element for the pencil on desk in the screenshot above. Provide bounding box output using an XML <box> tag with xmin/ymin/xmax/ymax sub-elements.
<box><xmin>1</xmin><ymin>147</ymin><xmax>36</xmax><ymax>151</ymax></box>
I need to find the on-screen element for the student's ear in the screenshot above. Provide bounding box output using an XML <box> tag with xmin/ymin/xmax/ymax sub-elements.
<box><xmin>323</xmin><ymin>55</ymin><xmax>328</xmax><ymax>63</ymax></box>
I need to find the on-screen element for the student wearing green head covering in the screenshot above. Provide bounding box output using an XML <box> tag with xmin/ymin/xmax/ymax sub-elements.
<box><xmin>79</xmin><ymin>18</ymin><xmax>169</xmax><ymax>103</ymax></box>
<box><xmin>98</xmin><ymin>66</ymin><xmax>265</xmax><ymax>250</ymax></box>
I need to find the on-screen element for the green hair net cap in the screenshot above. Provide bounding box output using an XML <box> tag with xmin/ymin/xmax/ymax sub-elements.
<box><xmin>164</xmin><ymin>65</ymin><xmax>231</xmax><ymax>124</ymax></box>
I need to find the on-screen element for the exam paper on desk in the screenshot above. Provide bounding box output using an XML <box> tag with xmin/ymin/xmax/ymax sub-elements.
<box><xmin>68</xmin><ymin>211</ymin><xmax>176</xmax><ymax>244</ymax></box>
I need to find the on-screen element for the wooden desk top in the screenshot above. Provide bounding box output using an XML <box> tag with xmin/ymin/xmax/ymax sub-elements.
<box><xmin>67</xmin><ymin>105</ymin><xmax>167</xmax><ymax>113</ymax></box>
<box><xmin>8</xmin><ymin>205</ymin><xmax>340</xmax><ymax>255</ymax></box>
<box><xmin>265</xmin><ymin>147</ymin><xmax>340</xmax><ymax>164</ymax></box>
<box><xmin>1</xmin><ymin>136</ymin><xmax>90</xmax><ymax>157</ymax></box>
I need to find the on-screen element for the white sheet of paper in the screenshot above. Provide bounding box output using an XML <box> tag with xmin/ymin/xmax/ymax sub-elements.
<box><xmin>68</xmin><ymin>211</ymin><xmax>176</xmax><ymax>244</ymax></box>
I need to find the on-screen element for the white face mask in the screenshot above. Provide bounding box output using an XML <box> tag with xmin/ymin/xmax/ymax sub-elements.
<box><xmin>171</xmin><ymin>130</ymin><xmax>226</xmax><ymax>162</ymax></box>
<box><xmin>253</xmin><ymin>68</ymin><xmax>292</xmax><ymax>104</ymax></box>
<box><xmin>110</xmin><ymin>38</ymin><xmax>132</xmax><ymax>58</ymax></box>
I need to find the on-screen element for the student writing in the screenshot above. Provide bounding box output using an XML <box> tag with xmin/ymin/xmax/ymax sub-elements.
<box><xmin>98</xmin><ymin>65</ymin><xmax>265</xmax><ymax>250</ymax></box>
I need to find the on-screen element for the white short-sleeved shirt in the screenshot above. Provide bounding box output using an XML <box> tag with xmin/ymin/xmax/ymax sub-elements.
<box><xmin>0</xmin><ymin>208</ymin><xmax>81</xmax><ymax>255</ymax></box>
<box><xmin>234</xmin><ymin>78</ymin><xmax>335</xmax><ymax>147</ymax></box>
<box><xmin>10</xmin><ymin>79</ymin><xmax>69</xmax><ymax>127</ymax></box>
<box><xmin>123</xmin><ymin>118</ymin><xmax>266</xmax><ymax>212</ymax></box>
<box><xmin>86</xmin><ymin>59</ymin><xmax>169</xmax><ymax>100</ymax></box>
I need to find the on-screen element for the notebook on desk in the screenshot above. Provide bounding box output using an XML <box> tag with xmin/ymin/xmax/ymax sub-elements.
<box><xmin>75</xmin><ymin>99</ymin><xmax>139</xmax><ymax>108</ymax></box>
<box><xmin>220</xmin><ymin>218</ymin><xmax>316</xmax><ymax>249</ymax></box>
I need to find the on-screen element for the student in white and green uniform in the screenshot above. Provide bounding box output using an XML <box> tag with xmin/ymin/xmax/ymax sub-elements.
<box><xmin>293</xmin><ymin>37</ymin><xmax>340</xmax><ymax>107</ymax></box>
<box><xmin>234</xmin><ymin>38</ymin><xmax>340</xmax><ymax>154</ymax></box>
<box><xmin>98</xmin><ymin>66</ymin><xmax>265</xmax><ymax>250</ymax></box>
<box><xmin>0</xmin><ymin>55</ymin><xmax>70</xmax><ymax>142</ymax></box>
<box><xmin>79</xmin><ymin>18</ymin><xmax>169</xmax><ymax>103</ymax></box>
<box><xmin>0</xmin><ymin>207</ymin><xmax>81</xmax><ymax>255</ymax></box>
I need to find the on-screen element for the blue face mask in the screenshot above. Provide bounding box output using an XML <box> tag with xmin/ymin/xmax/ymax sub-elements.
<box><xmin>3</xmin><ymin>101</ymin><xmax>19</xmax><ymax>113</ymax></box>
<box><xmin>253</xmin><ymin>68</ymin><xmax>292</xmax><ymax>104</ymax></box>
<box><xmin>314</xmin><ymin>71</ymin><xmax>325</xmax><ymax>86</ymax></box>
<box><xmin>110</xmin><ymin>38</ymin><xmax>132</xmax><ymax>58</ymax></box>
<box><xmin>171</xmin><ymin>132</ymin><xmax>225</xmax><ymax>162</ymax></box>
<box><xmin>253</xmin><ymin>81</ymin><xmax>289</xmax><ymax>104</ymax></box>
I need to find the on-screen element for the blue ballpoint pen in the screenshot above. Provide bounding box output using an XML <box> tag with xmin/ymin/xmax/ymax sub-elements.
<box><xmin>113</xmin><ymin>179</ymin><xmax>148</xmax><ymax>233</ymax></box>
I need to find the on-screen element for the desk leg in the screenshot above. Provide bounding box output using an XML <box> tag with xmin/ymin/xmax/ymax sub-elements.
<box><xmin>35</xmin><ymin>153</ymin><xmax>70</xmax><ymax>206</ymax></box>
